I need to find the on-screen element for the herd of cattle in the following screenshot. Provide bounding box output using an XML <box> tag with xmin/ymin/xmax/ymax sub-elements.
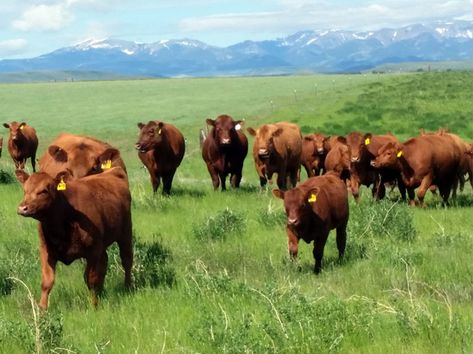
<box><xmin>2</xmin><ymin>114</ymin><xmax>473</xmax><ymax>308</ymax></box>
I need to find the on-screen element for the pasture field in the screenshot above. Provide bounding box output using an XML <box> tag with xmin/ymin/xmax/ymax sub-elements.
<box><xmin>1</xmin><ymin>72</ymin><xmax>473</xmax><ymax>353</ymax></box>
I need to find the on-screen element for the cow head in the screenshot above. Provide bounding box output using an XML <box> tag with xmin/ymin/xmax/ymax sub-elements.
<box><xmin>16</xmin><ymin>170</ymin><xmax>71</xmax><ymax>220</ymax></box>
<box><xmin>370</xmin><ymin>142</ymin><xmax>402</xmax><ymax>168</ymax></box>
<box><xmin>206</xmin><ymin>115</ymin><xmax>243</xmax><ymax>147</ymax></box>
<box><xmin>47</xmin><ymin>144</ymin><xmax>119</xmax><ymax>178</ymax></box>
<box><xmin>3</xmin><ymin>121</ymin><xmax>27</xmax><ymax>143</ymax></box>
<box><xmin>346</xmin><ymin>131</ymin><xmax>365</xmax><ymax>163</ymax></box>
<box><xmin>273</xmin><ymin>187</ymin><xmax>319</xmax><ymax>228</ymax></box>
<box><xmin>136</xmin><ymin>121</ymin><xmax>164</xmax><ymax>152</ymax></box>
<box><xmin>247</xmin><ymin>124</ymin><xmax>283</xmax><ymax>159</ymax></box>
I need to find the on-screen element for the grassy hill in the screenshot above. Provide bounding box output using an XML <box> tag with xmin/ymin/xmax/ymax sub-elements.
<box><xmin>1</xmin><ymin>72</ymin><xmax>473</xmax><ymax>353</ymax></box>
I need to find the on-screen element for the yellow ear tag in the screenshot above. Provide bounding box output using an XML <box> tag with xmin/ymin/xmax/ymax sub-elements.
<box><xmin>397</xmin><ymin>151</ymin><xmax>403</xmax><ymax>158</ymax></box>
<box><xmin>307</xmin><ymin>194</ymin><xmax>317</xmax><ymax>203</ymax></box>
<box><xmin>20</xmin><ymin>125</ymin><xmax>24</xmax><ymax>130</ymax></box>
<box><xmin>101</xmin><ymin>160</ymin><xmax>112</xmax><ymax>169</ymax></box>
<box><xmin>364</xmin><ymin>137</ymin><xmax>370</xmax><ymax>145</ymax></box>
<box><xmin>158</xmin><ymin>129</ymin><xmax>162</xmax><ymax>135</ymax></box>
<box><xmin>57</xmin><ymin>178</ymin><xmax>66</xmax><ymax>191</ymax></box>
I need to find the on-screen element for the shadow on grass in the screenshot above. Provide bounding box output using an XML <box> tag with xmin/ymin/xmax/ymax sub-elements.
<box><xmin>0</xmin><ymin>170</ymin><xmax>15</xmax><ymax>184</ymax></box>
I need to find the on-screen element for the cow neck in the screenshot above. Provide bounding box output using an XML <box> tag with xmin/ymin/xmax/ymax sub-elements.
<box><xmin>38</xmin><ymin>192</ymin><xmax>72</xmax><ymax>236</ymax></box>
<box><xmin>396</xmin><ymin>153</ymin><xmax>415</xmax><ymax>186</ymax></box>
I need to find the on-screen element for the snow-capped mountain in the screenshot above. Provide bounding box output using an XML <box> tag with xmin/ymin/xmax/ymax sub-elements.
<box><xmin>1</xmin><ymin>20</ymin><xmax>473</xmax><ymax>77</ymax></box>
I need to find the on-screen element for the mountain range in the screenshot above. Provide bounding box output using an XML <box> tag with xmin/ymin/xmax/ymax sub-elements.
<box><xmin>1</xmin><ymin>20</ymin><xmax>473</xmax><ymax>78</ymax></box>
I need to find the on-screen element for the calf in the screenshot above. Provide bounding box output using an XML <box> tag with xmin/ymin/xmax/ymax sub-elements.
<box><xmin>136</xmin><ymin>121</ymin><xmax>185</xmax><ymax>194</ymax></box>
<box><xmin>324</xmin><ymin>136</ymin><xmax>351</xmax><ymax>183</ymax></box>
<box><xmin>39</xmin><ymin>133</ymin><xmax>126</xmax><ymax>178</ymax></box>
<box><xmin>273</xmin><ymin>173</ymin><xmax>349</xmax><ymax>273</ymax></box>
<box><xmin>301</xmin><ymin>133</ymin><xmax>327</xmax><ymax>177</ymax></box>
<box><xmin>247</xmin><ymin>122</ymin><xmax>302</xmax><ymax>189</ymax></box>
<box><xmin>3</xmin><ymin>121</ymin><xmax>38</xmax><ymax>171</ymax></box>
<box><xmin>202</xmin><ymin>115</ymin><xmax>248</xmax><ymax>190</ymax></box>
<box><xmin>16</xmin><ymin>167</ymin><xmax>133</xmax><ymax>309</ymax></box>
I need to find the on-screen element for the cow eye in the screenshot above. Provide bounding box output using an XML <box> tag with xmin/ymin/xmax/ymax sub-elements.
<box><xmin>38</xmin><ymin>189</ymin><xmax>48</xmax><ymax>195</ymax></box>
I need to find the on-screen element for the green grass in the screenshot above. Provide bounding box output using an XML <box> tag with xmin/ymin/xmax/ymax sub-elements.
<box><xmin>1</xmin><ymin>72</ymin><xmax>473</xmax><ymax>353</ymax></box>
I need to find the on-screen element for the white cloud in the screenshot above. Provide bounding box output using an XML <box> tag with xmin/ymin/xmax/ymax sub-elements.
<box><xmin>12</xmin><ymin>3</ymin><xmax>73</xmax><ymax>31</ymax></box>
<box><xmin>179</xmin><ymin>0</ymin><xmax>473</xmax><ymax>35</ymax></box>
<box><xmin>0</xmin><ymin>38</ymin><xmax>28</xmax><ymax>56</ymax></box>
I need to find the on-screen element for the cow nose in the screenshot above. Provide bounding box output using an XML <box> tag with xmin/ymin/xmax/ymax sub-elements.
<box><xmin>288</xmin><ymin>217</ymin><xmax>298</xmax><ymax>225</ymax></box>
<box><xmin>17</xmin><ymin>205</ymin><xmax>28</xmax><ymax>215</ymax></box>
<box><xmin>351</xmin><ymin>156</ymin><xmax>359</xmax><ymax>162</ymax></box>
<box><xmin>317</xmin><ymin>148</ymin><xmax>324</xmax><ymax>154</ymax></box>
<box><xmin>135</xmin><ymin>143</ymin><xmax>141</xmax><ymax>150</ymax></box>
<box><xmin>221</xmin><ymin>138</ymin><xmax>231</xmax><ymax>144</ymax></box>
<box><xmin>258</xmin><ymin>148</ymin><xmax>268</xmax><ymax>156</ymax></box>
<box><xmin>370</xmin><ymin>160</ymin><xmax>377</xmax><ymax>167</ymax></box>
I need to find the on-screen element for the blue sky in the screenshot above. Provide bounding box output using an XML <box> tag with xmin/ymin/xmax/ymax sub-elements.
<box><xmin>0</xmin><ymin>0</ymin><xmax>472</xmax><ymax>59</ymax></box>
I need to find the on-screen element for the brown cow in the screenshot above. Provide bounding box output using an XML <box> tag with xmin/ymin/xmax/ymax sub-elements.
<box><xmin>324</xmin><ymin>136</ymin><xmax>351</xmax><ymax>183</ymax></box>
<box><xmin>3</xmin><ymin>121</ymin><xmax>38</xmax><ymax>171</ymax></box>
<box><xmin>39</xmin><ymin>133</ymin><xmax>126</xmax><ymax>178</ymax></box>
<box><xmin>136</xmin><ymin>121</ymin><xmax>185</xmax><ymax>195</ymax></box>
<box><xmin>202</xmin><ymin>115</ymin><xmax>248</xmax><ymax>191</ymax></box>
<box><xmin>247</xmin><ymin>122</ymin><xmax>302</xmax><ymax>189</ymax></box>
<box><xmin>371</xmin><ymin>134</ymin><xmax>462</xmax><ymax>207</ymax></box>
<box><xmin>272</xmin><ymin>172</ymin><xmax>349</xmax><ymax>274</ymax></box>
<box><xmin>301</xmin><ymin>133</ymin><xmax>327</xmax><ymax>177</ymax></box>
<box><xmin>16</xmin><ymin>167</ymin><xmax>133</xmax><ymax>309</ymax></box>
<box><xmin>350</xmin><ymin>132</ymin><xmax>406</xmax><ymax>201</ymax></box>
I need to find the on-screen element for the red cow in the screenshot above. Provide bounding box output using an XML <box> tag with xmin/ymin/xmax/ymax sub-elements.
<box><xmin>272</xmin><ymin>172</ymin><xmax>349</xmax><ymax>273</ymax></box>
<box><xmin>16</xmin><ymin>167</ymin><xmax>133</xmax><ymax>309</ymax></box>
<box><xmin>39</xmin><ymin>133</ymin><xmax>126</xmax><ymax>178</ymax></box>
<box><xmin>202</xmin><ymin>115</ymin><xmax>248</xmax><ymax>190</ymax></box>
<box><xmin>136</xmin><ymin>121</ymin><xmax>185</xmax><ymax>195</ymax></box>
<box><xmin>301</xmin><ymin>133</ymin><xmax>328</xmax><ymax>177</ymax></box>
<box><xmin>324</xmin><ymin>136</ymin><xmax>351</xmax><ymax>183</ymax></box>
<box><xmin>247</xmin><ymin>122</ymin><xmax>302</xmax><ymax>190</ymax></box>
<box><xmin>3</xmin><ymin>121</ymin><xmax>38</xmax><ymax>171</ymax></box>
<box><xmin>371</xmin><ymin>134</ymin><xmax>462</xmax><ymax>207</ymax></box>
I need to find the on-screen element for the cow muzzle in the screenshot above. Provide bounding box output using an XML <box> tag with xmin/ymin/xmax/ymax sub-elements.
<box><xmin>370</xmin><ymin>160</ymin><xmax>377</xmax><ymax>167</ymax></box>
<box><xmin>135</xmin><ymin>143</ymin><xmax>147</xmax><ymax>153</ymax></box>
<box><xmin>258</xmin><ymin>148</ymin><xmax>269</xmax><ymax>158</ymax></box>
<box><xmin>317</xmin><ymin>148</ymin><xmax>324</xmax><ymax>155</ymax></box>
<box><xmin>17</xmin><ymin>205</ymin><xmax>32</xmax><ymax>217</ymax></box>
<box><xmin>220</xmin><ymin>138</ymin><xmax>231</xmax><ymax>145</ymax></box>
<box><xmin>351</xmin><ymin>156</ymin><xmax>360</xmax><ymax>163</ymax></box>
<box><xmin>287</xmin><ymin>217</ymin><xmax>299</xmax><ymax>226</ymax></box>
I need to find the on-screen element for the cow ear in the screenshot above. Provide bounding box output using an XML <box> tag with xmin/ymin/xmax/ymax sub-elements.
<box><xmin>336</xmin><ymin>136</ymin><xmax>347</xmax><ymax>144</ymax></box>
<box><xmin>272</xmin><ymin>189</ymin><xmax>285</xmax><ymax>199</ymax></box>
<box><xmin>15</xmin><ymin>169</ymin><xmax>30</xmax><ymax>185</ymax></box>
<box><xmin>206</xmin><ymin>118</ymin><xmax>215</xmax><ymax>127</ymax></box>
<box><xmin>272</xmin><ymin>128</ymin><xmax>283</xmax><ymax>137</ymax></box>
<box><xmin>48</xmin><ymin>145</ymin><xmax>68</xmax><ymax>163</ymax></box>
<box><xmin>3</xmin><ymin>123</ymin><xmax>9</xmax><ymax>129</ymax></box>
<box><xmin>247</xmin><ymin>127</ymin><xmax>257</xmax><ymax>136</ymax></box>
<box><xmin>55</xmin><ymin>170</ymin><xmax>73</xmax><ymax>184</ymax></box>
<box><xmin>307</xmin><ymin>187</ymin><xmax>320</xmax><ymax>204</ymax></box>
<box><xmin>19</xmin><ymin>122</ymin><xmax>26</xmax><ymax>129</ymax></box>
<box><xmin>97</xmin><ymin>148</ymin><xmax>120</xmax><ymax>167</ymax></box>
<box><xmin>137</xmin><ymin>122</ymin><xmax>145</xmax><ymax>129</ymax></box>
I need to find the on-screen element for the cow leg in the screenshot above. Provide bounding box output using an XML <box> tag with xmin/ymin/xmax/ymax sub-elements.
<box><xmin>38</xmin><ymin>241</ymin><xmax>57</xmax><ymax>310</ymax></box>
<box><xmin>416</xmin><ymin>175</ymin><xmax>433</xmax><ymax>208</ymax></box>
<box><xmin>117</xmin><ymin>237</ymin><xmax>133</xmax><ymax>288</ymax></box>
<box><xmin>287</xmin><ymin>227</ymin><xmax>299</xmax><ymax>260</ymax></box>
<box><xmin>438</xmin><ymin>184</ymin><xmax>452</xmax><ymax>206</ymax></box>
<box><xmin>407</xmin><ymin>188</ymin><xmax>416</xmax><ymax>206</ymax></box>
<box><xmin>289</xmin><ymin>169</ymin><xmax>298</xmax><ymax>188</ymax></box>
<box><xmin>397</xmin><ymin>178</ymin><xmax>407</xmax><ymax>201</ymax></box>
<box><xmin>277</xmin><ymin>168</ymin><xmax>287</xmax><ymax>190</ymax></box>
<box><xmin>313</xmin><ymin>233</ymin><xmax>329</xmax><ymax>274</ymax></box>
<box><xmin>85</xmin><ymin>252</ymin><xmax>108</xmax><ymax>307</ymax></box>
<box><xmin>350</xmin><ymin>177</ymin><xmax>360</xmax><ymax>202</ymax></box>
<box><xmin>336</xmin><ymin>223</ymin><xmax>347</xmax><ymax>261</ymax></box>
<box><xmin>230</xmin><ymin>168</ymin><xmax>243</xmax><ymax>188</ymax></box>
<box><xmin>219</xmin><ymin>173</ymin><xmax>227</xmax><ymax>191</ymax></box>
<box><xmin>162</xmin><ymin>170</ymin><xmax>175</xmax><ymax>195</ymax></box>
<box><xmin>31</xmin><ymin>153</ymin><xmax>36</xmax><ymax>172</ymax></box>
<box><xmin>206</xmin><ymin>164</ymin><xmax>220</xmax><ymax>190</ymax></box>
